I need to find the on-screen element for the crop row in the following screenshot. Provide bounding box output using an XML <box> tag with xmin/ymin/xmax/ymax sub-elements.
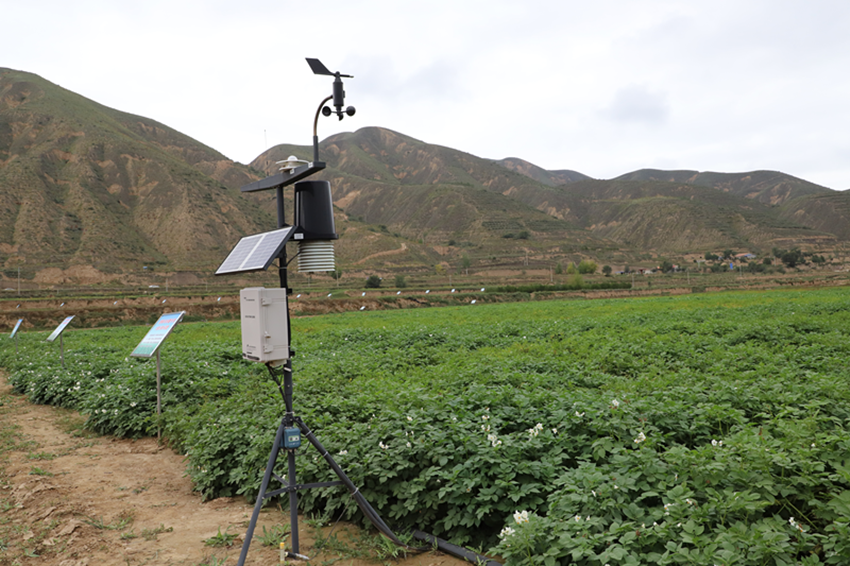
<box><xmin>2</xmin><ymin>289</ymin><xmax>850</xmax><ymax>564</ymax></box>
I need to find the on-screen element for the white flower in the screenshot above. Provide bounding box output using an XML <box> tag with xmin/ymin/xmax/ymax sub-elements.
<box><xmin>406</xmin><ymin>442</ymin><xmax>412</xmax><ymax>448</ymax></box>
<box><xmin>499</xmin><ymin>526</ymin><xmax>515</xmax><ymax>538</ymax></box>
<box><xmin>527</xmin><ymin>423</ymin><xmax>544</xmax><ymax>437</ymax></box>
<box><xmin>634</xmin><ymin>431</ymin><xmax>646</xmax><ymax>444</ymax></box>
<box><xmin>338</xmin><ymin>450</ymin><xmax>348</xmax><ymax>455</ymax></box>
<box><xmin>378</xmin><ymin>441</ymin><xmax>388</xmax><ymax>450</ymax></box>
<box><xmin>611</xmin><ymin>399</ymin><xmax>620</xmax><ymax>408</ymax></box>
<box><xmin>574</xmin><ymin>411</ymin><xmax>585</xmax><ymax>417</ymax></box>
<box><xmin>130</xmin><ymin>402</ymin><xmax>137</xmax><ymax>408</ymax></box>
<box><xmin>574</xmin><ymin>515</ymin><xmax>581</xmax><ymax>522</ymax></box>
<box><xmin>407</xmin><ymin>416</ymin><xmax>413</xmax><ymax>421</ymax></box>
<box><xmin>482</xmin><ymin>415</ymin><xmax>490</xmax><ymax>421</ymax></box>
<box><xmin>513</xmin><ymin>510</ymin><xmax>529</xmax><ymax>524</ymax></box>
<box><xmin>711</xmin><ymin>439</ymin><xmax>723</xmax><ymax>447</ymax></box>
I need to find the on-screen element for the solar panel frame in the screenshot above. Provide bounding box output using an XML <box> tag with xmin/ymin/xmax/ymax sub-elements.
<box><xmin>215</xmin><ymin>226</ymin><xmax>296</xmax><ymax>275</ymax></box>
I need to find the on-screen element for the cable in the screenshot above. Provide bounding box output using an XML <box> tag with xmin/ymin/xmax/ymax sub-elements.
<box><xmin>265</xmin><ymin>363</ymin><xmax>286</xmax><ymax>401</ymax></box>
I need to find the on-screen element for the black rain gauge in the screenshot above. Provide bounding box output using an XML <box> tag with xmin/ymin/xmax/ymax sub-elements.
<box><xmin>130</xmin><ymin>311</ymin><xmax>185</xmax><ymax>442</ymax></box>
<box><xmin>46</xmin><ymin>315</ymin><xmax>75</xmax><ymax>368</ymax></box>
<box><xmin>10</xmin><ymin>318</ymin><xmax>23</xmax><ymax>355</ymax></box>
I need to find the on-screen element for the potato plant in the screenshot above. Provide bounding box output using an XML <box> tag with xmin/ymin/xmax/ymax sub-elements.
<box><xmin>3</xmin><ymin>288</ymin><xmax>850</xmax><ymax>564</ymax></box>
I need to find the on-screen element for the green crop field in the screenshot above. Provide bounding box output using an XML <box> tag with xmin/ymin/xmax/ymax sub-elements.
<box><xmin>3</xmin><ymin>288</ymin><xmax>850</xmax><ymax>565</ymax></box>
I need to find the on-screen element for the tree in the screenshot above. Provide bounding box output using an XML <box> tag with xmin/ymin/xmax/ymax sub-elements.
<box><xmin>602</xmin><ymin>265</ymin><xmax>613</xmax><ymax>277</ymax></box>
<box><xmin>365</xmin><ymin>275</ymin><xmax>382</xmax><ymax>288</ymax></box>
<box><xmin>577</xmin><ymin>260</ymin><xmax>597</xmax><ymax>274</ymax></box>
<box><xmin>330</xmin><ymin>269</ymin><xmax>343</xmax><ymax>280</ymax></box>
<box><xmin>555</xmin><ymin>263</ymin><xmax>563</xmax><ymax>275</ymax></box>
<box><xmin>659</xmin><ymin>260</ymin><xmax>674</xmax><ymax>273</ymax></box>
<box><xmin>395</xmin><ymin>274</ymin><xmax>407</xmax><ymax>288</ymax></box>
<box><xmin>704</xmin><ymin>252</ymin><xmax>719</xmax><ymax>261</ymax></box>
<box><xmin>461</xmin><ymin>254</ymin><xmax>471</xmax><ymax>275</ymax></box>
<box><xmin>779</xmin><ymin>248</ymin><xmax>805</xmax><ymax>268</ymax></box>
<box><xmin>723</xmin><ymin>249</ymin><xmax>734</xmax><ymax>260</ymax></box>
<box><xmin>566</xmin><ymin>262</ymin><xmax>577</xmax><ymax>275</ymax></box>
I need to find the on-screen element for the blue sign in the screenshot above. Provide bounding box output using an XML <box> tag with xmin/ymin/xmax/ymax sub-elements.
<box><xmin>10</xmin><ymin>319</ymin><xmax>23</xmax><ymax>339</ymax></box>
<box><xmin>131</xmin><ymin>312</ymin><xmax>185</xmax><ymax>358</ymax></box>
<box><xmin>46</xmin><ymin>316</ymin><xmax>75</xmax><ymax>343</ymax></box>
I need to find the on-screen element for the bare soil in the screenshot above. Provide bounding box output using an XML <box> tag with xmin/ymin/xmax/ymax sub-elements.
<box><xmin>0</xmin><ymin>375</ymin><xmax>468</xmax><ymax>566</ymax></box>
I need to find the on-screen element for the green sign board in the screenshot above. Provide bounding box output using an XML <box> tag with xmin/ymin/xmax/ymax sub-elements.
<box><xmin>131</xmin><ymin>312</ymin><xmax>184</xmax><ymax>358</ymax></box>
<box><xmin>46</xmin><ymin>316</ymin><xmax>75</xmax><ymax>343</ymax></box>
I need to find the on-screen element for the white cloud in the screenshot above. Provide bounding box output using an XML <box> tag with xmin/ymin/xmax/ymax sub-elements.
<box><xmin>602</xmin><ymin>85</ymin><xmax>670</xmax><ymax>125</ymax></box>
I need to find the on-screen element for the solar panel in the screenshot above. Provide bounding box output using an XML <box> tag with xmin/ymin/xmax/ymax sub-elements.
<box><xmin>215</xmin><ymin>226</ymin><xmax>295</xmax><ymax>275</ymax></box>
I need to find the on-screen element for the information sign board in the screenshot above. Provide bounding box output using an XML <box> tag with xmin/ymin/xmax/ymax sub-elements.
<box><xmin>131</xmin><ymin>312</ymin><xmax>185</xmax><ymax>358</ymax></box>
<box><xmin>10</xmin><ymin>319</ymin><xmax>22</xmax><ymax>339</ymax></box>
<box><xmin>46</xmin><ymin>316</ymin><xmax>75</xmax><ymax>343</ymax></box>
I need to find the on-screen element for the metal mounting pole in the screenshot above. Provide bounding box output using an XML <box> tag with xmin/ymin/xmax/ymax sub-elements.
<box><xmin>282</xmin><ymin>361</ymin><xmax>301</xmax><ymax>555</ymax></box>
<box><xmin>156</xmin><ymin>349</ymin><xmax>162</xmax><ymax>443</ymax></box>
<box><xmin>60</xmin><ymin>334</ymin><xmax>65</xmax><ymax>368</ymax></box>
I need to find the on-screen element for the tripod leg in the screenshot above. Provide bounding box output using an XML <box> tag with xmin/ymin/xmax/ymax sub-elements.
<box><xmin>236</xmin><ymin>420</ymin><xmax>286</xmax><ymax>566</ymax></box>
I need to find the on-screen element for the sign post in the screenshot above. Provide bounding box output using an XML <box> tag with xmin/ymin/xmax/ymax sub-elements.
<box><xmin>130</xmin><ymin>311</ymin><xmax>185</xmax><ymax>442</ymax></box>
<box><xmin>46</xmin><ymin>316</ymin><xmax>75</xmax><ymax>368</ymax></box>
<box><xmin>10</xmin><ymin>319</ymin><xmax>23</xmax><ymax>355</ymax></box>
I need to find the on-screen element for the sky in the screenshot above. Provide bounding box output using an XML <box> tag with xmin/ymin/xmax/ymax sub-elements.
<box><xmin>3</xmin><ymin>0</ymin><xmax>850</xmax><ymax>190</ymax></box>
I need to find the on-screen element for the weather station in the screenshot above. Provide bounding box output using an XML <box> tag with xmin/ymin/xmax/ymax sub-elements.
<box><xmin>217</xmin><ymin>58</ymin><xmax>498</xmax><ymax>566</ymax></box>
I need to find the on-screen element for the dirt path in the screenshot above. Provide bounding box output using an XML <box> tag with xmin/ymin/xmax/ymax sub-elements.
<box><xmin>352</xmin><ymin>243</ymin><xmax>408</xmax><ymax>265</ymax></box>
<box><xmin>0</xmin><ymin>375</ymin><xmax>469</xmax><ymax>566</ymax></box>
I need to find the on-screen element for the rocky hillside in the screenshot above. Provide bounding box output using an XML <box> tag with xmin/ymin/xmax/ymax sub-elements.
<box><xmin>1</xmin><ymin>68</ymin><xmax>848</xmax><ymax>285</ymax></box>
<box><xmin>0</xmin><ymin>68</ymin><xmax>272</xmax><ymax>277</ymax></box>
<box><xmin>254</xmin><ymin>127</ymin><xmax>836</xmax><ymax>254</ymax></box>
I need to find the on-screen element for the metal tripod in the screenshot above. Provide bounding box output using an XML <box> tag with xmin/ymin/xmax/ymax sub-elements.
<box><xmin>235</xmin><ymin>361</ymin><xmax>345</xmax><ymax>563</ymax></box>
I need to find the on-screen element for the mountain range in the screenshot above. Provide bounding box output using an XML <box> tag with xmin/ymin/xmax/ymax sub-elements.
<box><xmin>2</xmin><ymin>67</ymin><xmax>848</xmax><ymax>285</ymax></box>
